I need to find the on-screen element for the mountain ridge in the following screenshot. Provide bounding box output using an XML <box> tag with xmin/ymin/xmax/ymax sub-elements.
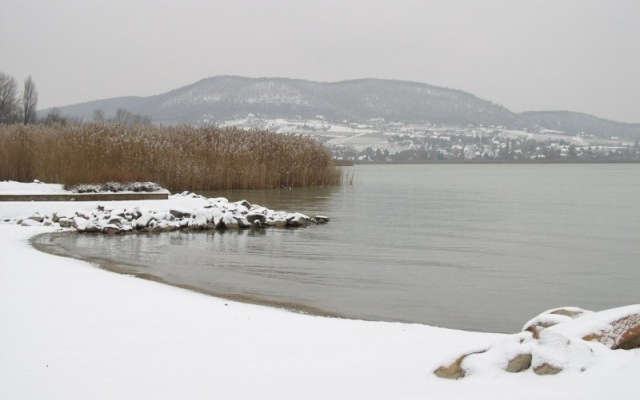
<box><xmin>53</xmin><ymin>76</ymin><xmax>640</xmax><ymax>138</ymax></box>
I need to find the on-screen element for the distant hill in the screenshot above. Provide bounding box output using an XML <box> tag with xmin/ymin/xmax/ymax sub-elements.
<box><xmin>520</xmin><ymin>111</ymin><xmax>640</xmax><ymax>138</ymax></box>
<box><xmin>53</xmin><ymin>76</ymin><xmax>640</xmax><ymax>138</ymax></box>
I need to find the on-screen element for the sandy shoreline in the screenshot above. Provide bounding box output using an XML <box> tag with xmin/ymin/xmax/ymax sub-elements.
<box><xmin>31</xmin><ymin>231</ymin><xmax>346</xmax><ymax>320</ymax></box>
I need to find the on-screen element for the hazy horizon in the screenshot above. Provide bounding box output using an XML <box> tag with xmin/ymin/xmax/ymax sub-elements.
<box><xmin>1</xmin><ymin>0</ymin><xmax>638</xmax><ymax>123</ymax></box>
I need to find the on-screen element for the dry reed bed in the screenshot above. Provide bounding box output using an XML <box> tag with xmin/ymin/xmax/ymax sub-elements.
<box><xmin>0</xmin><ymin>123</ymin><xmax>342</xmax><ymax>191</ymax></box>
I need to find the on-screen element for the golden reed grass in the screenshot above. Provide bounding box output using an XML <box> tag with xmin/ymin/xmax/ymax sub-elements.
<box><xmin>0</xmin><ymin>123</ymin><xmax>343</xmax><ymax>191</ymax></box>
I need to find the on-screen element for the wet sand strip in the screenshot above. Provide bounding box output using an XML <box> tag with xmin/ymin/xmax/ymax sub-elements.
<box><xmin>30</xmin><ymin>231</ymin><xmax>344</xmax><ymax>319</ymax></box>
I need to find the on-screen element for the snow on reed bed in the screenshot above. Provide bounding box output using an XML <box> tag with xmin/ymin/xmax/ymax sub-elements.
<box><xmin>0</xmin><ymin>123</ymin><xmax>343</xmax><ymax>191</ymax></box>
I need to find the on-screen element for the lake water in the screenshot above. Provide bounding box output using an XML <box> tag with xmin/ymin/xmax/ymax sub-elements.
<box><xmin>45</xmin><ymin>164</ymin><xmax>640</xmax><ymax>333</ymax></box>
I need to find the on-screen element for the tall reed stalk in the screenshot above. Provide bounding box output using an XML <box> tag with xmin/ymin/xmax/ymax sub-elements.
<box><xmin>0</xmin><ymin>123</ymin><xmax>343</xmax><ymax>191</ymax></box>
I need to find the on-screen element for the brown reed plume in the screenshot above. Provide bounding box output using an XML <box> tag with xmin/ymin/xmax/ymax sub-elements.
<box><xmin>0</xmin><ymin>123</ymin><xmax>343</xmax><ymax>191</ymax></box>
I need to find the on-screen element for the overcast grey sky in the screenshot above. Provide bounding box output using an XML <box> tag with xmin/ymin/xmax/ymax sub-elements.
<box><xmin>1</xmin><ymin>0</ymin><xmax>638</xmax><ymax>122</ymax></box>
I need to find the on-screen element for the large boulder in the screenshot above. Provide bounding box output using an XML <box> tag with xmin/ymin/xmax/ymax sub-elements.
<box><xmin>596</xmin><ymin>314</ymin><xmax>640</xmax><ymax>350</ymax></box>
<box><xmin>552</xmin><ymin>307</ymin><xmax>640</xmax><ymax>350</ymax></box>
<box><xmin>434</xmin><ymin>305</ymin><xmax>640</xmax><ymax>379</ymax></box>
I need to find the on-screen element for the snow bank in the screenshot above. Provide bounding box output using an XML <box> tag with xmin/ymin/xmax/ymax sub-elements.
<box><xmin>0</xmin><ymin>180</ymin><xmax>66</xmax><ymax>194</ymax></box>
<box><xmin>0</xmin><ymin>180</ymin><xmax>168</xmax><ymax>195</ymax></box>
<box><xmin>1</xmin><ymin>184</ymin><xmax>639</xmax><ymax>399</ymax></box>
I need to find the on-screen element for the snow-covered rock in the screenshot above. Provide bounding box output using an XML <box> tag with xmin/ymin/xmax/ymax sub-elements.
<box><xmin>27</xmin><ymin>212</ymin><xmax>44</xmax><ymax>223</ymax></box>
<box><xmin>20</xmin><ymin>219</ymin><xmax>42</xmax><ymax>227</ymax></box>
<box><xmin>219</xmin><ymin>212</ymin><xmax>238</xmax><ymax>229</ymax></box>
<box><xmin>57</xmin><ymin>218</ymin><xmax>73</xmax><ymax>228</ymax></box>
<box><xmin>188</xmin><ymin>211</ymin><xmax>209</xmax><ymax>230</ymax></box>
<box><xmin>136</xmin><ymin>213</ymin><xmax>156</xmax><ymax>228</ymax></box>
<box><xmin>169</xmin><ymin>208</ymin><xmax>192</xmax><ymax>219</ymax></box>
<box><xmin>286</xmin><ymin>212</ymin><xmax>309</xmax><ymax>227</ymax></box>
<box><xmin>5</xmin><ymin>191</ymin><xmax>326</xmax><ymax>234</ymax></box>
<box><xmin>523</xmin><ymin>306</ymin><xmax>591</xmax><ymax>338</ymax></box>
<box><xmin>434</xmin><ymin>305</ymin><xmax>640</xmax><ymax>379</ymax></box>
<box><xmin>72</xmin><ymin>216</ymin><xmax>89</xmax><ymax>232</ymax></box>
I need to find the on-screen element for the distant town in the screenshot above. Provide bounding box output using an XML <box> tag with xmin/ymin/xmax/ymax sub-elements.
<box><xmin>27</xmin><ymin>75</ymin><xmax>639</xmax><ymax>164</ymax></box>
<box><xmin>215</xmin><ymin>114</ymin><xmax>640</xmax><ymax>163</ymax></box>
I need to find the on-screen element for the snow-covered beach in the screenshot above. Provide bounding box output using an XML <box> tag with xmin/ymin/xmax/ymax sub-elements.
<box><xmin>1</xmin><ymin>181</ymin><xmax>639</xmax><ymax>399</ymax></box>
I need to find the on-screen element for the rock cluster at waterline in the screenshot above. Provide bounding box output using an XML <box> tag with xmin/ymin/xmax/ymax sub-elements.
<box><xmin>6</xmin><ymin>192</ymin><xmax>330</xmax><ymax>234</ymax></box>
<box><xmin>434</xmin><ymin>305</ymin><xmax>640</xmax><ymax>379</ymax></box>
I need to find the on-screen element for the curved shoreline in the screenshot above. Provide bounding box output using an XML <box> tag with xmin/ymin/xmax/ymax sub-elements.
<box><xmin>30</xmin><ymin>231</ymin><xmax>346</xmax><ymax>320</ymax></box>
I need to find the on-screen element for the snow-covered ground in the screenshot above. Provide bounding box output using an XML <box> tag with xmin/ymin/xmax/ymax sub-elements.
<box><xmin>0</xmin><ymin>180</ymin><xmax>67</xmax><ymax>194</ymax></box>
<box><xmin>1</xmin><ymin>182</ymin><xmax>638</xmax><ymax>399</ymax></box>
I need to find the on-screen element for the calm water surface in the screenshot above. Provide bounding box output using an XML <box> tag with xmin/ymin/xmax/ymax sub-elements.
<box><xmin>47</xmin><ymin>164</ymin><xmax>640</xmax><ymax>332</ymax></box>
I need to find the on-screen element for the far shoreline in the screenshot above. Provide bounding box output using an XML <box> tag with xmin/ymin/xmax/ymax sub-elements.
<box><xmin>351</xmin><ymin>159</ymin><xmax>640</xmax><ymax>165</ymax></box>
